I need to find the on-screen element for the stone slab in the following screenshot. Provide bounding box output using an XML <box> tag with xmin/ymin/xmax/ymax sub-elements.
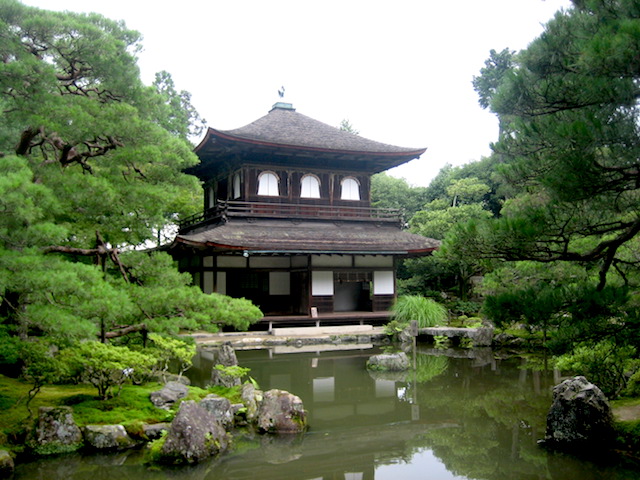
<box><xmin>272</xmin><ymin>325</ymin><xmax>374</xmax><ymax>337</ymax></box>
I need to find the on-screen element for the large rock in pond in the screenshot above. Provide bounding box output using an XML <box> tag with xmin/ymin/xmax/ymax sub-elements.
<box><xmin>210</xmin><ymin>343</ymin><xmax>241</xmax><ymax>388</ymax></box>
<box><xmin>542</xmin><ymin>376</ymin><xmax>615</xmax><ymax>452</ymax></box>
<box><xmin>0</xmin><ymin>450</ymin><xmax>14</xmax><ymax>477</ymax></box>
<box><xmin>241</xmin><ymin>382</ymin><xmax>263</xmax><ymax>423</ymax></box>
<box><xmin>159</xmin><ymin>400</ymin><xmax>229</xmax><ymax>464</ymax></box>
<box><xmin>83</xmin><ymin>425</ymin><xmax>136</xmax><ymax>450</ymax></box>
<box><xmin>366</xmin><ymin>352</ymin><xmax>409</xmax><ymax>372</ymax></box>
<box><xmin>27</xmin><ymin>406</ymin><xmax>83</xmax><ymax>455</ymax></box>
<box><xmin>199</xmin><ymin>394</ymin><xmax>234</xmax><ymax>429</ymax></box>
<box><xmin>150</xmin><ymin>380</ymin><xmax>189</xmax><ymax>410</ymax></box>
<box><xmin>256</xmin><ymin>389</ymin><xmax>307</xmax><ymax>433</ymax></box>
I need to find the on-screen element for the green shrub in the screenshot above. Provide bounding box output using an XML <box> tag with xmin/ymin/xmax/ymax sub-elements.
<box><xmin>146</xmin><ymin>433</ymin><xmax>167</xmax><ymax>463</ymax></box>
<box><xmin>623</xmin><ymin>369</ymin><xmax>640</xmax><ymax>397</ymax></box>
<box><xmin>388</xmin><ymin>295</ymin><xmax>448</xmax><ymax>333</ymax></box>
<box><xmin>59</xmin><ymin>342</ymin><xmax>158</xmax><ymax>399</ymax></box>
<box><xmin>19</xmin><ymin>341</ymin><xmax>67</xmax><ymax>414</ymax></box>
<box><xmin>449</xmin><ymin>315</ymin><xmax>484</xmax><ymax>328</ymax></box>
<box><xmin>434</xmin><ymin>335</ymin><xmax>450</xmax><ymax>349</ymax></box>
<box><xmin>450</xmin><ymin>300</ymin><xmax>482</xmax><ymax>317</ymax></box>
<box><xmin>555</xmin><ymin>340</ymin><xmax>640</xmax><ymax>398</ymax></box>
<box><xmin>146</xmin><ymin>333</ymin><xmax>196</xmax><ymax>382</ymax></box>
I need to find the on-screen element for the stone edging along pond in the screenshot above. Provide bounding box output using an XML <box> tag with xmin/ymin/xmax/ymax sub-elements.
<box><xmin>190</xmin><ymin>325</ymin><xmax>495</xmax><ymax>349</ymax></box>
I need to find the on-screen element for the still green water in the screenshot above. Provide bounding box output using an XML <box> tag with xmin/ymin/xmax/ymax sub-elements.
<box><xmin>14</xmin><ymin>346</ymin><xmax>640</xmax><ymax>479</ymax></box>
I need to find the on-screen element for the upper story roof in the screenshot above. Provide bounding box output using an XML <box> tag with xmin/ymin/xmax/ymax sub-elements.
<box><xmin>189</xmin><ymin>103</ymin><xmax>426</xmax><ymax>178</ymax></box>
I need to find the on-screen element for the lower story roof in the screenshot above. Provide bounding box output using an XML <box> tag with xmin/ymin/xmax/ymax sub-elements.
<box><xmin>170</xmin><ymin>219</ymin><xmax>439</xmax><ymax>256</ymax></box>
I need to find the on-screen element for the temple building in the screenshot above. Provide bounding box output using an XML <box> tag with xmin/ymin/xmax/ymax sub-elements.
<box><xmin>169</xmin><ymin>102</ymin><xmax>438</xmax><ymax>328</ymax></box>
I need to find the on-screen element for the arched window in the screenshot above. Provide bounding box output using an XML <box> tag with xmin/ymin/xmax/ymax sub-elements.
<box><xmin>340</xmin><ymin>177</ymin><xmax>360</xmax><ymax>201</ymax></box>
<box><xmin>257</xmin><ymin>171</ymin><xmax>280</xmax><ymax>196</ymax></box>
<box><xmin>300</xmin><ymin>174</ymin><xmax>321</xmax><ymax>198</ymax></box>
<box><xmin>232</xmin><ymin>173</ymin><xmax>241</xmax><ymax>199</ymax></box>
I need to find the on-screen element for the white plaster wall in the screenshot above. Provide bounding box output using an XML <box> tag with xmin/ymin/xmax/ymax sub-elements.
<box><xmin>373</xmin><ymin>271</ymin><xmax>394</xmax><ymax>295</ymax></box>
<box><xmin>312</xmin><ymin>271</ymin><xmax>334</xmax><ymax>295</ymax></box>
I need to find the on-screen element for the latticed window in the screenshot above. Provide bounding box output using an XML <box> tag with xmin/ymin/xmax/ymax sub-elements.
<box><xmin>334</xmin><ymin>272</ymin><xmax>372</xmax><ymax>283</ymax></box>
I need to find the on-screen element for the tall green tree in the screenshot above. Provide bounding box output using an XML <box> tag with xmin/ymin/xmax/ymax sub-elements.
<box><xmin>371</xmin><ymin>173</ymin><xmax>428</xmax><ymax>222</ymax></box>
<box><xmin>0</xmin><ymin>1</ymin><xmax>261</xmax><ymax>352</ymax></box>
<box><xmin>469</xmin><ymin>0</ymin><xmax>640</xmax><ymax>292</ymax></box>
<box><xmin>405</xmin><ymin>177</ymin><xmax>493</xmax><ymax>299</ymax></box>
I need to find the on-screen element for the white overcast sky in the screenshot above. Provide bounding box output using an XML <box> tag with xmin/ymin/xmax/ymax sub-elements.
<box><xmin>23</xmin><ymin>0</ymin><xmax>573</xmax><ymax>186</ymax></box>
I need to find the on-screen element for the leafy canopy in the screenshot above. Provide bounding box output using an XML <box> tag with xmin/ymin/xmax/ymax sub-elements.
<box><xmin>469</xmin><ymin>0</ymin><xmax>640</xmax><ymax>292</ymax></box>
<box><xmin>0</xmin><ymin>1</ymin><xmax>261</xmax><ymax>362</ymax></box>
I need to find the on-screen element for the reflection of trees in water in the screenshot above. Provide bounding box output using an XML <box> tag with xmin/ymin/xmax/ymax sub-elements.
<box><xmin>414</xmin><ymin>354</ymin><xmax>448</xmax><ymax>383</ymax></box>
<box><xmin>400</xmin><ymin>356</ymin><xmax>558</xmax><ymax>480</ymax></box>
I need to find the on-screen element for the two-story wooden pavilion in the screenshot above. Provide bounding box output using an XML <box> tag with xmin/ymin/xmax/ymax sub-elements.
<box><xmin>169</xmin><ymin>102</ymin><xmax>438</xmax><ymax>328</ymax></box>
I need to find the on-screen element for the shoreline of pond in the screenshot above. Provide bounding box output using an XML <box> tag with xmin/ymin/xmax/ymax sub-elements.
<box><xmin>5</xmin><ymin>340</ymin><xmax>640</xmax><ymax>477</ymax></box>
<box><xmin>188</xmin><ymin>326</ymin><xmax>390</xmax><ymax>350</ymax></box>
<box><xmin>190</xmin><ymin>328</ymin><xmax>640</xmax><ymax>428</ymax></box>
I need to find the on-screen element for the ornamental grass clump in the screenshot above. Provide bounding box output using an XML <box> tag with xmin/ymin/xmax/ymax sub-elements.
<box><xmin>389</xmin><ymin>295</ymin><xmax>448</xmax><ymax>333</ymax></box>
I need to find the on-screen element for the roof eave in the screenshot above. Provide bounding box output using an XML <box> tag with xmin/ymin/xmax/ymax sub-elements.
<box><xmin>171</xmin><ymin>236</ymin><xmax>438</xmax><ymax>256</ymax></box>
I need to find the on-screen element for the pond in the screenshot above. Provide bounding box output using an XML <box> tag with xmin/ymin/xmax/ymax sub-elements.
<box><xmin>14</xmin><ymin>345</ymin><xmax>640</xmax><ymax>480</ymax></box>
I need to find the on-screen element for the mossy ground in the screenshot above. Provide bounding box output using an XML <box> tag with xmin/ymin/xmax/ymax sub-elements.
<box><xmin>0</xmin><ymin>374</ymin><xmax>243</xmax><ymax>454</ymax></box>
<box><xmin>0</xmin><ymin>375</ymin><xmax>248</xmax><ymax>451</ymax></box>
<box><xmin>0</xmin><ymin>375</ymin><xmax>169</xmax><ymax>452</ymax></box>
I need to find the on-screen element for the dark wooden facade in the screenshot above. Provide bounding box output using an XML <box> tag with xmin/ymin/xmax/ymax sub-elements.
<box><xmin>170</xmin><ymin>103</ymin><xmax>438</xmax><ymax>326</ymax></box>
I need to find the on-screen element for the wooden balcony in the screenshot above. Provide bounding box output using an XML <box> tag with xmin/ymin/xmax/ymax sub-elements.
<box><xmin>179</xmin><ymin>200</ymin><xmax>403</xmax><ymax>232</ymax></box>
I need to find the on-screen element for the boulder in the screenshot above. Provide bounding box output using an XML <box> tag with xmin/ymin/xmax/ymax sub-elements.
<box><xmin>420</xmin><ymin>326</ymin><xmax>494</xmax><ymax>347</ymax></box>
<box><xmin>152</xmin><ymin>373</ymin><xmax>191</xmax><ymax>385</ymax></box>
<box><xmin>142</xmin><ymin>422</ymin><xmax>170</xmax><ymax>440</ymax></box>
<box><xmin>0</xmin><ymin>450</ymin><xmax>14</xmax><ymax>477</ymax></box>
<box><xmin>241</xmin><ymin>382</ymin><xmax>263</xmax><ymax>423</ymax></box>
<box><xmin>159</xmin><ymin>400</ymin><xmax>229</xmax><ymax>464</ymax></box>
<box><xmin>150</xmin><ymin>380</ymin><xmax>189</xmax><ymax>409</ymax></box>
<box><xmin>256</xmin><ymin>389</ymin><xmax>307</xmax><ymax>433</ymax></box>
<box><xmin>199</xmin><ymin>394</ymin><xmax>234</xmax><ymax>429</ymax></box>
<box><xmin>367</xmin><ymin>369</ymin><xmax>409</xmax><ymax>383</ymax></box>
<box><xmin>366</xmin><ymin>352</ymin><xmax>410</xmax><ymax>372</ymax></box>
<box><xmin>397</xmin><ymin>328</ymin><xmax>415</xmax><ymax>344</ymax></box>
<box><xmin>466</xmin><ymin>327</ymin><xmax>494</xmax><ymax>347</ymax></box>
<box><xmin>27</xmin><ymin>406</ymin><xmax>83</xmax><ymax>455</ymax></box>
<box><xmin>83</xmin><ymin>424</ymin><xmax>136</xmax><ymax>450</ymax></box>
<box><xmin>210</xmin><ymin>343</ymin><xmax>241</xmax><ymax>388</ymax></box>
<box><xmin>216</xmin><ymin>342</ymin><xmax>239</xmax><ymax>367</ymax></box>
<box><xmin>542</xmin><ymin>376</ymin><xmax>615</xmax><ymax>452</ymax></box>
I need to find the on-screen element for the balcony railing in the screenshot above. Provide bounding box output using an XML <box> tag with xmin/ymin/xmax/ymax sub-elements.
<box><xmin>179</xmin><ymin>200</ymin><xmax>404</xmax><ymax>232</ymax></box>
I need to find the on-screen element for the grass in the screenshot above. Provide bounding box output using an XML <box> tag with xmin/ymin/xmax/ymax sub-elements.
<box><xmin>391</xmin><ymin>295</ymin><xmax>448</xmax><ymax>328</ymax></box>
<box><xmin>611</xmin><ymin>397</ymin><xmax>640</xmax><ymax>409</ymax></box>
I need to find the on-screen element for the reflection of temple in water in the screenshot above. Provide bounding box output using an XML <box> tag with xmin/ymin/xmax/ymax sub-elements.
<box><xmin>188</xmin><ymin>347</ymin><xmax>558</xmax><ymax>480</ymax></box>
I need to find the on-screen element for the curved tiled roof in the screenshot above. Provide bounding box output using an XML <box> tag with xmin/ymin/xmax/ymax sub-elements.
<box><xmin>173</xmin><ymin>218</ymin><xmax>439</xmax><ymax>255</ymax></box>
<box><xmin>201</xmin><ymin>103</ymin><xmax>425</xmax><ymax>156</ymax></box>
